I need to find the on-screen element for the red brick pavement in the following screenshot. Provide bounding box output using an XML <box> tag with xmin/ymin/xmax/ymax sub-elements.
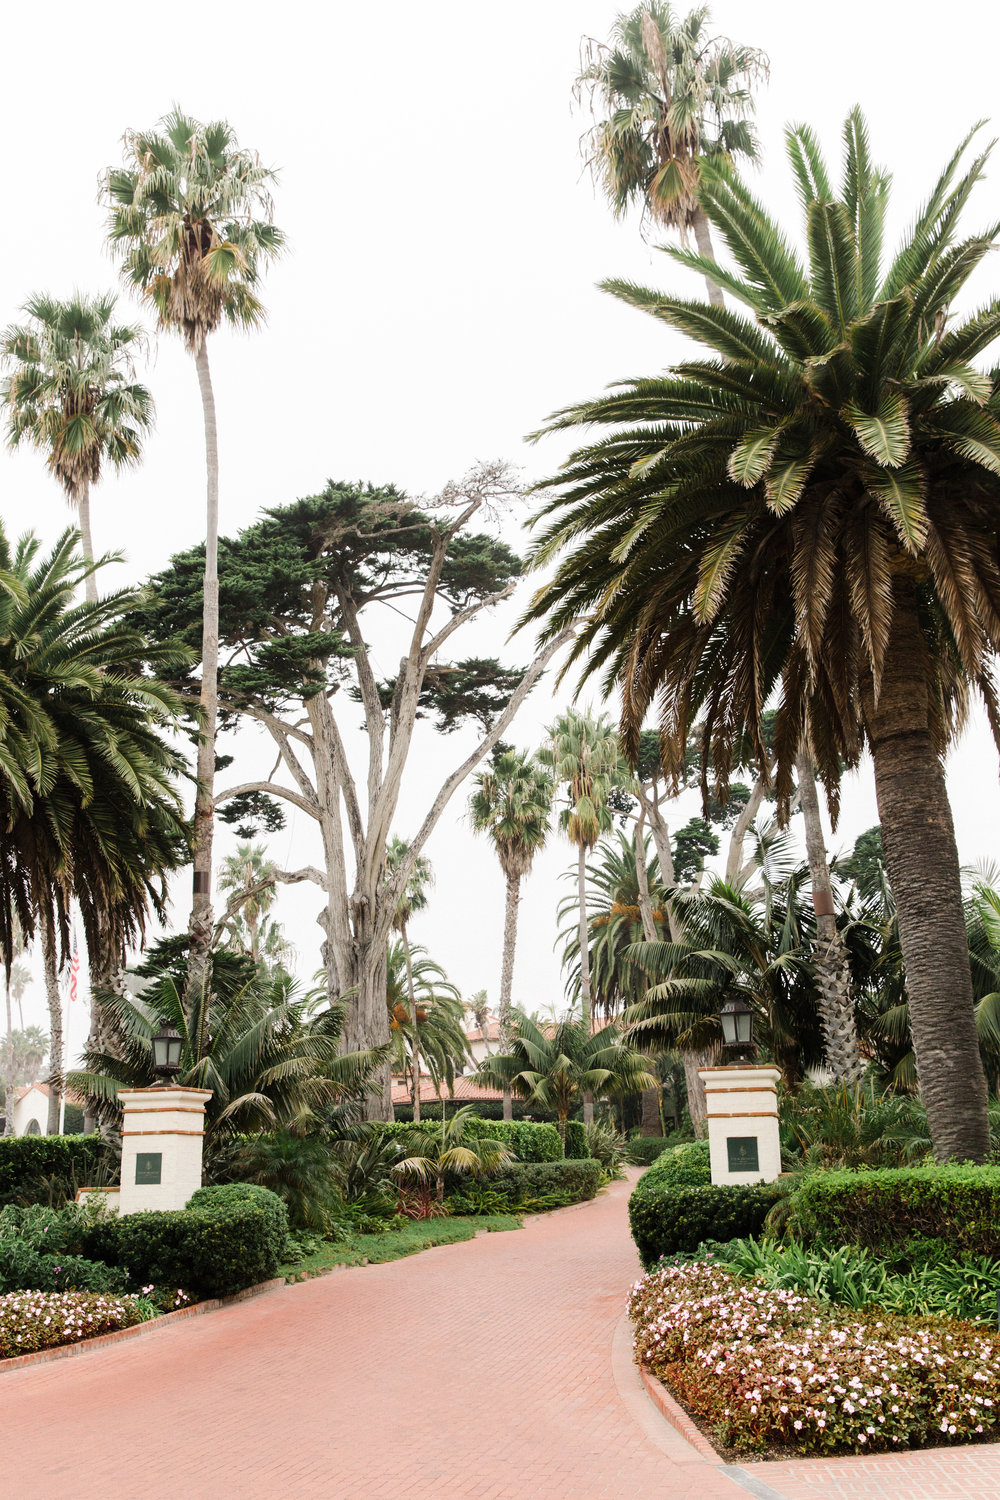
<box><xmin>2</xmin><ymin>1171</ymin><xmax>1000</xmax><ymax>1499</ymax></box>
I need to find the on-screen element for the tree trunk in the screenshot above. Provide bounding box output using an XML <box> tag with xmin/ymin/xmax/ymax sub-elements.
<box><xmin>77</xmin><ymin>478</ymin><xmax>98</xmax><ymax>604</ymax></box>
<box><xmin>401</xmin><ymin>924</ymin><xmax>421</xmax><ymax>1125</ymax></box>
<box><xmin>865</xmin><ymin>580</ymin><xmax>989</xmax><ymax>1163</ymax></box>
<box><xmin>634</xmin><ymin>813</ymin><xmax>662</xmax><ymax>1134</ymax></box>
<box><xmin>3</xmin><ymin>974</ymin><xmax>15</xmax><ymax>1136</ymax></box>
<box><xmin>41</xmin><ymin>904</ymin><xmax>62</xmax><ymax>1136</ymax></box>
<box><xmin>343</xmin><ymin>937</ymin><xmax>393</xmax><ymax>1122</ymax></box>
<box><xmin>498</xmin><ymin>870</ymin><xmax>521</xmax><ymax>1122</ymax></box>
<box><xmin>692</xmin><ymin>206</ymin><xmax>725</xmax><ymax>308</ymax></box>
<box><xmin>725</xmin><ymin>775</ymin><xmax>767</xmax><ymax>884</ymax></box>
<box><xmin>186</xmin><ymin>339</ymin><xmax>221</xmax><ymax>1029</ymax></box>
<box><xmin>556</xmin><ymin>1114</ymin><xmax>567</xmax><ymax>1157</ymax></box>
<box><xmin>681</xmin><ymin>1045</ymin><xmax>717</xmax><ymax>1139</ymax></box>
<box><xmin>577</xmin><ymin>844</ymin><xmax>594</xmax><ymax>1126</ymax></box>
<box><xmin>795</xmin><ymin>749</ymin><xmax>866</xmax><ymax>1085</ymax></box>
<box><xmin>640</xmin><ymin>1084</ymin><xmax>661</xmax><ymax>1138</ymax></box>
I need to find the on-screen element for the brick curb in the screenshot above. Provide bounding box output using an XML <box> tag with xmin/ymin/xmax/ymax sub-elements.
<box><xmin>0</xmin><ymin>1276</ymin><xmax>286</xmax><ymax>1374</ymax></box>
<box><xmin>638</xmin><ymin>1363</ymin><xmax>724</xmax><ymax>1463</ymax></box>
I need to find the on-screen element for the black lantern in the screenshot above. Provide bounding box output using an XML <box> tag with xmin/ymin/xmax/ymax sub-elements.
<box><xmin>719</xmin><ymin>993</ymin><xmax>754</xmax><ymax>1057</ymax></box>
<box><xmin>151</xmin><ymin>1022</ymin><xmax>183</xmax><ymax>1083</ymax></box>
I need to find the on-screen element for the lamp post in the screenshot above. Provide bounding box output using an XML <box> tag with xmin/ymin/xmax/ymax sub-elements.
<box><xmin>698</xmin><ymin>990</ymin><xmax>780</xmax><ymax>1186</ymax></box>
<box><xmin>150</xmin><ymin>1022</ymin><xmax>183</xmax><ymax>1086</ymax></box>
<box><xmin>719</xmin><ymin>992</ymin><xmax>755</xmax><ymax>1062</ymax></box>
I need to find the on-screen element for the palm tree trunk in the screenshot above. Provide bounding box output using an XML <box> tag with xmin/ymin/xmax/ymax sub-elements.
<box><xmin>633</xmin><ymin>813</ymin><xmax>661</xmax><ymax>1135</ymax></box>
<box><xmin>77</xmin><ymin>478</ymin><xmax>98</xmax><ymax>604</ymax></box>
<box><xmin>795</xmin><ymin>749</ymin><xmax>865</xmax><ymax>1084</ymax></box>
<box><xmin>865</xmin><ymin>580</ymin><xmax>989</xmax><ymax>1163</ymax></box>
<box><xmin>577</xmin><ymin>844</ymin><xmax>594</xmax><ymax>1126</ymax></box>
<box><xmin>3</xmin><ymin>974</ymin><xmax>15</xmax><ymax>1136</ymax></box>
<box><xmin>557</xmin><ymin>1112</ymin><xmax>567</xmax><ymax>1157</ymax></box>
<box><xmin>401</xmin><ymin>924</ymin><xmax>421</xmax><ymax>1125</ymax></box>
<box><xmin>682</xmin><ymin>1045</ymin><xmax>715</xmax><ymax>1139</ymax></box>
<box><xmin>692</xmin><ymin>206</ymin><xmax>724</xmax><ymax>308</ymax></box>
<box><xmin>186</xmin><ymin>339</ymin><xmax>221</xmax><ymax>1035</ymax></box>
<box><xmin>498</xmin><ymin>871</ymin><xmax>521</xmax><ymax>1122</ymax></box>
<box><xmin>41</xmin><ymin>903</ymin><xmax>62</xmax><ymax>1136</ymax></box>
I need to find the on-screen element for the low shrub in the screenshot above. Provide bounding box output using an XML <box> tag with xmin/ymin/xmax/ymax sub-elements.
<box><xmin>0</xmin><ymin>1136</ymin><xmax>109</xmax><ymax>1207</ymax></box>
<box><xmin>585</xmin><ymin>1121</ymin><xmax>626</xmax><ymax>1177</ymax></box>
<box><xmin>375</xmin><ymin>1117</ymin><xmax>563</xmax><ymax>1163</ymax></box>
<box><xmin>83</xmin><ymin>1184</ymin><xmax>289</xmax><ymax>1300</ymax></box>
<box><xmin>624</xmin><ymin>1137</ymin><xmax>672</xmax><ymax>1166</ymax></box>
<box><xmin>789</xmin><ymin>1164</ymin><xmax>1000</xmax><ymax>1263</ymax></box>
<box><xmin>488</xmin><ymin>1159</ymin><xmax>603</xmax><ymax>1212</ymax></box>
<box><xmin>643</xmin><ymin>1140</ymin><xmax>712</xmax><ymax>1187</ymax></box>
<box><xmin>629</xmin><ymin>1179</ymin><xmax>780</xmax><ymax>1268</ymax></box>
<box><xmin>0</xmin><ymin>1289</ymin><xmax>145</xmax><ymax>1359</ymax></box>
<box><xmin>0</xmin><ymin>1202</ymin><xmax>127</xmax><ymax>1294</ymax></box>
<box><xmin>563</xmin><ymin>1121</ymin><xmax>589</xmax><ymax>1159</ymax></box>
<box><xmin>630</xmin><ymin>1259</ymin><xmax>1000</xmax><ymax>1455</ymax></box>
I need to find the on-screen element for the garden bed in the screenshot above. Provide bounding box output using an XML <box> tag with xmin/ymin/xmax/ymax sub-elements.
<box><xmin>630</xmin><ymin>1259</ymin><xmax>1000</xmax><ymax>1458</ymax></box>
<box><xmin>280</xmin><ymin>1214</ymin><xmax>521</xmax><ymax>1278</ymax></box>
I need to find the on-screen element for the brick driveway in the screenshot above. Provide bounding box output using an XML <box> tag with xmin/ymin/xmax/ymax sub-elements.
<box><xmin>3</xmin><ymin>1171</ymin><xmax>999</xmax><ymax>1499</ymax></box>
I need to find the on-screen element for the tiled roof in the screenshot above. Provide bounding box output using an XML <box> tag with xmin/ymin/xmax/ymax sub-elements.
<box><xmin>15</xmin><ymin>1082</ymin><xmax>83</xmax><ymax>1105</ymax></box>
<box><xmin>390</xmin><ymin>1075</ymin><xmax>505</xmax><ymax>1105</ymax></box>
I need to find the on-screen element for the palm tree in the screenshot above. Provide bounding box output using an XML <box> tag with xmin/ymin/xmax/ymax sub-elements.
<box><xmin>0</xmin><ymin>525</ymin><xmax>189</xmax><ymax>1131</ymax></box>
<box><xmin>0</xmin><ymin>293</ymin><xmax>153</xmax><ymax>602</ymax></box>
<box><xmin>392</xmin><ymin>1104</ymin><xmax>515</xmax><ymax>1205</ymax></box>
<box><xmin>475</xmin><ymin>1011</ymin><xmax>657</xmax><ymax>1153</ymax></box>
<box><xmin>71</xmin><ymin>971</ymin><xmax>385</xmax><ymax>1150</ymax></box>
<box><xmin>469</xmin><ymin>749</ymin><xmax>554</xmax><ymax>1119</ymax></box>
<box><xmin>578</xmin><ymin>1</ymin><xmax>767</xmax><ymax>303</ymax></box>
<box><xmin>385</xmin><ymin>837</ymin><xmax>434</xmax><ymax>1121</ymax></box>
<box><xmin>386</xmin><ymin>939</ymin><xmax>467</xmax><ymax>1111</ymax></box>
<box><xmin>526</xmin><ymin>113</ymin><xmax>1000</xmax><ymax>1162</ymax></box>
<box><xmin>217</xmin><ymin>841</ymin><xmax>292</xmax><ymax>972</ymax></box>
<box><xmin>105</xmin><ymin>109</ymin><xmax>284</xmax><ymax>1010</ymax></box>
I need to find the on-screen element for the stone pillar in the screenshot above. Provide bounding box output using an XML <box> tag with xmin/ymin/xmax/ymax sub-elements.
<box><xmin>118</xmin><ymin>1087</ymin><xmax>212</xmax><ymax>1215</ymax></box>
<box><xmin>697</xmin><ymin>1065</ymin><xmax>781</xmax><ymax>1185</ymax></box>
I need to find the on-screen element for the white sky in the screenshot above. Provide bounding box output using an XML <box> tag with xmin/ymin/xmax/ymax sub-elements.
<box><xmin>5</xmin><ymin>0</ymin><xmax>1000</xmax><ymax>1049</ymax></box>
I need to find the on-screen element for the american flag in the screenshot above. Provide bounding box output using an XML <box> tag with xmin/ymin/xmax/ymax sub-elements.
<box><xmin>69</xmin><ymin>933</ymin><xmax>79</xmax><ymax>1003</ymax></box>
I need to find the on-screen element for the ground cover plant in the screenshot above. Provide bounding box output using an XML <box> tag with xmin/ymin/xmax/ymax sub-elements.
<box><xmin>630</xmin><ymin>1259</ymin><xmax>1000</xmax><ymax>1456</ymax></box>
<box><xmin>0</xmin><ymin>1289</ymin><xmax>147</xmax><ymax>1358</ymax></box>
<box><xmin>280</xmin><ymin>1214</ymin><xmax>521</xmax><ymax>1278</ymax></box>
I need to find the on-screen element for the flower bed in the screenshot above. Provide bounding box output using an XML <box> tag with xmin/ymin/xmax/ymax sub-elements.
<box><xmin>0</xmin><ymin>1290</ymin><xmax>144</xmax><ymax>1359</ymax></box>
<box><xmin>630</xmin><ymin>1260</ymin><xmax>1000</xmax><ymax>1456</ymax></box>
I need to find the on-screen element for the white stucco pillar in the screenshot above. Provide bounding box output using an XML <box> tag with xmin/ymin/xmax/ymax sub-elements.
<box><xmin>697</xmin><ymin>1065</ymin><xmax>781</xmax><ymax>1185</ymax></box>
<box><xmin>118</xmin><ymin>1087</ymin><xmax>212</xmax><ymax>1215</ymax></box>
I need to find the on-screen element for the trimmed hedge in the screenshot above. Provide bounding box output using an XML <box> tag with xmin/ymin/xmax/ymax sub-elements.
<box><xmin>624</xmin><ymin>1136</ymin><xmax>672</xmax><ymax>1166</ymax></box>
<box><xmin>642</xmin><ymin>1139</ymin><xmax>711</xmax><ymax>1188</ymax></box>
<box><xmin>375</xmin><ymin>1117</ymin><xmax>565</xmax><ymax>1163</ymax></box>
<box><xmin>629</xmin><ymin>1180</ymin><xmax>781</xmax><ymax>1268</ymax></box>
<box><xmin>490</xmin><ymin>1158</ymin><xmax>603</xmax><ymax>1209</ymax></box>
<box><xmin>790</xmin><ymin>1164</ymin><xmax>1000</xmax><ymax>1262</ymax></box>
<box><xmin>83</xmin><ymin>1183</ymin><xmax>289</xmax><ymax>1299</ymax></box>
<box><xmin>0</xmin><ymin>1135</ymin><xmax>106</xmax><ymax>1206</ymax></box>
<box><xmin>563</xmin><ymin>1121</ymin><xmax>588</xmax><ymax>1159</ymax></box>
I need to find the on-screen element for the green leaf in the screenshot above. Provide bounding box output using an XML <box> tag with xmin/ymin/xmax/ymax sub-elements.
<box><xmin>807</xmin><ymin>200</ymin><xmax>859</xmax><ymax>333</ymax></box>
<box><xmin>727</xmin><ymin>428</ymin><xmax>779</xmax><ymax>486</ymax></box>
<box><xmin>844</xmin><ymin>393</ymin><xmax>912</xmax><ymax>467</ymax></box>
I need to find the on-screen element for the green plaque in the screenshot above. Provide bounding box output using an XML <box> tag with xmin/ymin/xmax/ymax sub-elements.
<box><xmin>726</xmin><ymin>1136</ymin><xmax>759</xmax><ymax>1173</ymax></box>
<box><xmin>135</xmin><ymin>1152</ymin><xmax>162</xmax><ymax>1185</ymax></box>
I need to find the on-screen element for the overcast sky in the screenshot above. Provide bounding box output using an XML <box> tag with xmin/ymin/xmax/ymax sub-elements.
<box><xmin>7</xmin><ymin>0</ymin><xmax>1000</xmax><ymax>1046</ymax></box>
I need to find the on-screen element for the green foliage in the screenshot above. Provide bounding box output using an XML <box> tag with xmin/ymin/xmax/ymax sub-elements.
<box><xmin>83</xmin><ymin>1184</ymin><xmax>289</xmax><ymax>1300</ymax></box>
<box><xmin>629</xmin><ymin>1147</ymin><xmax>779</xmax><ymax>1267</ymax></box>
<box><xmin>781</xmin><ymin>1081</ymin><xmax>929</xmax><ymax>1170</ymax></box>
<box><xmin>584</xmin><ymin>1120</ymin><xmax>626</xmax><ymax>1176</ymax></box>
<box><xmin>0</xmin><ymin>1202</ymin><xmax>127</xmax><ymax>1294</ymax></box>
<box><xmin>0</xmin><ymin>1136</ymin><xmax>107</xmax><ymax>1208</ymax></box>
<box><xmin>563</xmin><ymin>1119</ymin><xmax>589</xmax><ymax>1159</ymax></box>
<box><xmin>0</xmin><ymin>1290</ymin><xmax>142</xmax><ymax>1359</ymax></box>
<box><xmin>488</xmin><ymin>1158</ymin><xmax>603</xmax><ymax>1212</ymax></box>
<box><xmin>221</xmin><ymin>1132</ymin><xmax>342</xmax><ymax>1230</ymax></box>
<box><xmin>374</xmin><ymin>1116</ymin><xmax>563</xmax><ymax>1163</ymax></box>
<box><xmin>280</xmin><ymin>1215</ymin><xmax>521</xmax><ymax>1275</ymax></box>
<box><xmin>624</xmin><ymin>1136</ymin><xmax>672</xmax><ymax>1165</ymax></box>
<box><xmin>671</xmin><ymin>817</ymin><xmax>720</xmax><ymax>885</ymax></box>
<box><xmin>789</xmin><ymin>1164</ymin><xmax>1000</xmax><ymax>1263</ymax></box>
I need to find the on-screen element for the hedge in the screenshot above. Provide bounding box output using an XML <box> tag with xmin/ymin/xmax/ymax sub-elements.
<box><xmin>0</xmin><ymin>1135</ymin><xmax>107</xmax><ymax>1207</ymax></box>
<box><xmin>624</xmin><ymin>1136</ymin><xmax>672</xmax><ymax>1166</ymax></box>
<box><xmin>640</xmin><ymin>1139</ymin><xmax>711</xmax><ymax>1188</ymax></box>
<box><xmin>375</xmin><ymin>1117</ymin><xmax>565</xmax><ymax>1163</ymax></box>
<box><xmin>628</xmin><ymin>1141</ymin><xmax>776</xmax><ymax>1268</ymax></box>
<box><xmin>83</xmin><ymin>1184</ymin><xmax>289</xmax><ymax>1299</ymax></box>
<box><xmin>790</xmin><ymin>1164</ymin><xmax>1000</xmax><ymax>1262</ymax></box>
<box><xmin>489</xmin><ymin>1159</ymin><xmax>603</xmax><ymax>1210</ymax></box>
<box><xmin>563</xmin><ymin>1121</ymin><xmax>589</xmax><ymax>1159</ymax></box>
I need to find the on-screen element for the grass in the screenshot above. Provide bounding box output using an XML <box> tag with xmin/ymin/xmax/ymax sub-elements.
<box><xmin>279</xmin><ymin>1214</ymin><xmax>522</xmax><ymax>1280</ymax></box>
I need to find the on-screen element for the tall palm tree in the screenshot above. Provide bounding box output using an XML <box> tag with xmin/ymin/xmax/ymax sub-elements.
<box><xmin>386</xmin><ymin>940</ymin><xmax>467</xmax><ymax>1110</ymax></box>
<box><xmin>474</xmin><ymin>1011</ymin><xmax>657</xmax><ymax>1153</ymax></box>
<box><xmin>0</xmin><ymin>293</ymin><xmax>153</xmax><ymax>602</ymax></box>
<box><xmin>526</xmin><ymin>112</ymin><xmax>1000</xmax><ymax>1160</ymax></box>
<box><xmin>105</xmin><ymin>109</ymin><xmax>284</xmax><ymax>1011</ymax></box>
<box><xmin>385</xmin><ymin>837</ymin><xmax>434</xmax><ymax>1121</ymax></box>
<box><xmin>0</xmin><ymin>525</ymin><xmax>189</xmax><ymax>1131</ymax></box>
<box><xmin>469</xmin><ymin>749</ymin><xmax>554</xmax><ymax>1119</ymax></box>
<box><xmin>578</xmin><ymin>2</ymin><xmax>767</xmax><ymax>303</ymax></box>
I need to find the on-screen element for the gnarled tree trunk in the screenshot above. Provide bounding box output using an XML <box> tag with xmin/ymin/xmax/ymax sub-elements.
<box><xmin>865</xmin><ymin>581</ymin><xmax>989</xmax><ymax>1163</ymax></box>
<box><xmin>401</xmin><ymin>924</ymin><xmax>421</xmax><ymax>1125</ymax></box>
<box><xmin>795</xmin><ymin>749</ymin><xmax>865</xmax><ymax>1084</ymax></box>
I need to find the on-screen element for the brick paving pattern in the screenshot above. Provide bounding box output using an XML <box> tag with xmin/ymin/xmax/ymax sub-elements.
<box><xmin>2</xmin><ymin>1169</ymin><xmax>999</xmax><ymax>1498</ymax></box>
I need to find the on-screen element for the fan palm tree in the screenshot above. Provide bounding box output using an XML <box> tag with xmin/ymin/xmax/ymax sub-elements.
<box><xmin>0</xmin><ymin>293</ymin><xmax>153</xmax><ymax>602</ymax></box>
<box><xmin>526</xmin><ymin>112</ymin><xmax>1000</xmax><ymax>1162</ymax></box>
<box><xmin>392</xmin><ymin>1104</ymin><xmax>516</xmax><ymax>1205</ymax></box>
<box><xmin>578</xmin><ymin>2</ymin><xmax>767</xmax><ymax>302</ymax></box>
<box><xmin>469</xmin><ymin>749</ymin><xmax>554</xmax><ymax>1118</ymax></box>
<box><xmin>70</xmin><ymin>971</ymin><xmax>385</xmax><ymax>1148</ymax></box>
<box><xmin>385</xmin><ymin>837</ymin><xmax>434</xmax><ymax>1121</ymax></box>
<box><xmin>386</xmin><ymin>939</ymin><xmax>467</xmax><ymax>1112</ymax></box>
<box><xmin>105</xmin><ymin>109</ymin><xmax>284</xmax><ymax>1010</ymax></box>
<box><xmin>475</xmin><ymin>1010</ymin><xmax>657</xmax><ymax>1153</ymax></box>
<box><xmin>0</xmin><ymin>525</ymin><xmax>189</xmax><ymax>1131</ymax></box>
